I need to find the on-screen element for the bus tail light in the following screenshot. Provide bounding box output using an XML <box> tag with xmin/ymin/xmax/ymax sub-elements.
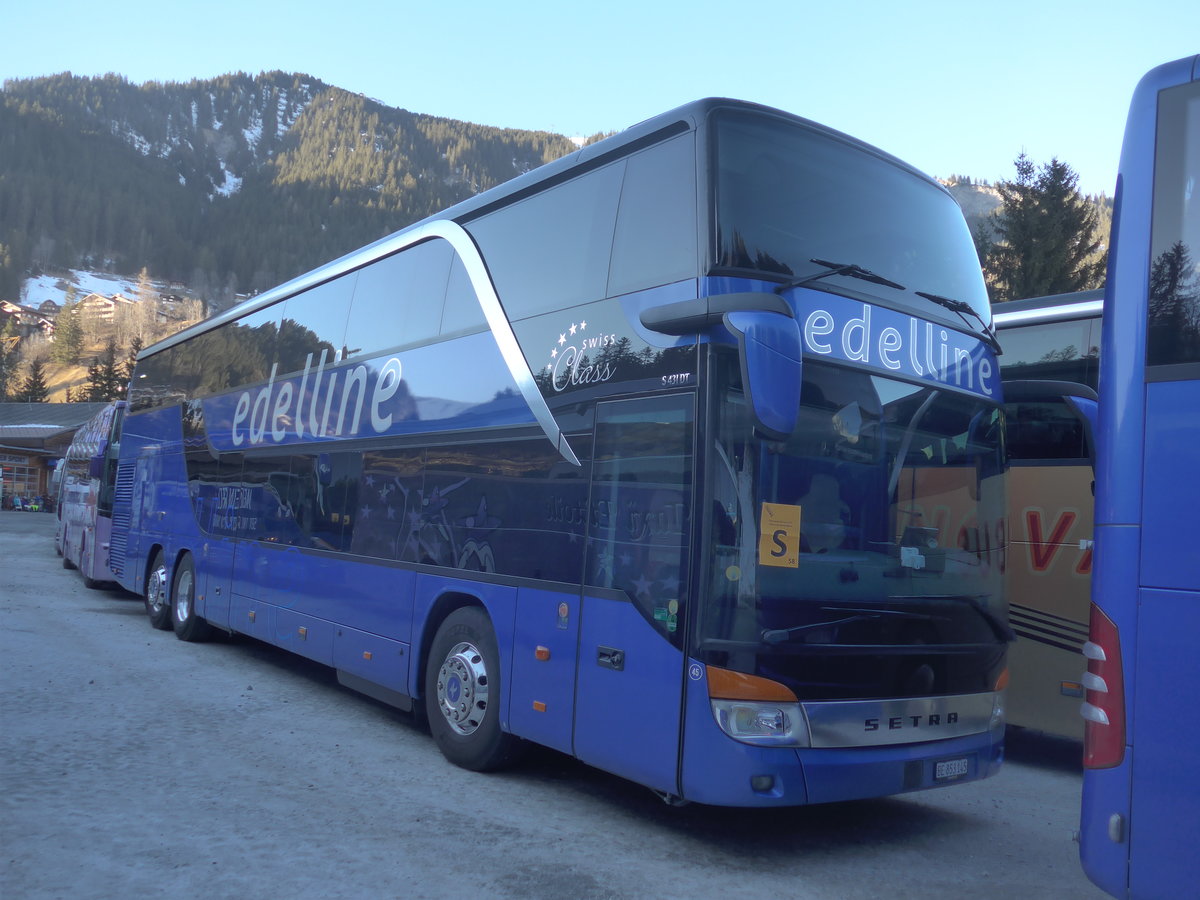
<box><xmin>1081</xmin><ymin>603</ymin><xmax>1125</xmax><ymax>769</ymax></box>
<box><xmin>707</xmin><ymin>667</ymin><xmax>810</xmax><ymax>748</ymax></box>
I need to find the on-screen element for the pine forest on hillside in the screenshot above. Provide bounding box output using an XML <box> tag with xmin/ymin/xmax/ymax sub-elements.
<box><xmin>0</xmin><ymin>71</ymin><xmax>581</xmax><ymax>304</ymax></box>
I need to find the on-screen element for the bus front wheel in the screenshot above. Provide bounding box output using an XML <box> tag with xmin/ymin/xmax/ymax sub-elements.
<box><xmin>425</xmin><ymin>607</ymin><xmax>524</xmax><ymax>772</ymax></box>
<box><xmin>171</xmin><ymin>554</ymin><xmax>212</xmax><ymax>643</ymax></box>
<box><xmin>145</xmin><ymin>551</ymin><xmax>172</xmax><ymax>630</ymax></box>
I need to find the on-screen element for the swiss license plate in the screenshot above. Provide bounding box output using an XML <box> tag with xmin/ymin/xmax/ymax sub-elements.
<box><xmin>935</xmin><ymin>757</ymin><xmax>970</xmax><ymax>781</ymax></box>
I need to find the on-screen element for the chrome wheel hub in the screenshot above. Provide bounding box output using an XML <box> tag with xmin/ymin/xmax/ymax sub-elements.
<box><xmin>174</xmin><ymin>568</ymin><xmax>193</xmax><ymax>623</ymax></box>
<box><xmin>148</xmin><ymin>565</ymin><xmax>168</xmax><ymax>614</ymax></box>
<box><xmin>436</xmin><ymin>641</ymin><xmax>489</xmax><ymax>735</ymax></box>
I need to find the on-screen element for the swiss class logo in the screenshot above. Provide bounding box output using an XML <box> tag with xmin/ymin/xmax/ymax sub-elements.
<box><xmin>541</xmin><ymin>319</ymin><xmax>619</xmax><ymax>392</ymax></box>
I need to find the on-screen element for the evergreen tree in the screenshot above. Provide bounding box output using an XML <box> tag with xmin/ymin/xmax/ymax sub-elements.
<box><xmin>86</xmin><ymin>338</ymin><xmax>125</xmax><ymax>401</ymax></box>
<box><xmin>124</xmin><ymin>335</ymin><xmax>143</xmax><ymax>383</ymax></box>
<box><xmin>985</xmin><ymin>153</ymin><xmax>1106</xmax><ymax>302</ymax></box>
<box><xmin>0</xmin><ymin>317</ymin><xmax>18</xmax><ymax>399</ymax></box>
<box><xmin>1147</xmin><ymin>241</ymin><xmax>1200</xmax><ymax>363</ymax></box>
<box><xmin>52</xmin><ymin>298</ymin><xmax>84</xmax><ymax>363</ymax></box>
<box><xmin>14</xmin><ymin>357</ymin><xmax>50</xmax><ymax>402</ymax></box>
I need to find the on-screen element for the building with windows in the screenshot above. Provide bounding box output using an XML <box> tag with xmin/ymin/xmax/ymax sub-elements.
<box><xmin>0</xmin><ymin>402</ymin><xmax>107</xmax><ymax>508</ymax></box>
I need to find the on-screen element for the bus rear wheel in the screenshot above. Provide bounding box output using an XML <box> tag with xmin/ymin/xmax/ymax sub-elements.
<box><xmin>62</xmin><ymin>530</ymin><xmax>76</xmax><ymax>569</ymax></box>
<box><xmin>80</xmin><ymin>534</ymin><xmax>102</xmax><ymax>589</ymax></box>
<box><xmin>171</xmin><ymin>554</ymin><xmax>212</xmax><ymax>643</ymax></box>
<box><xmin>145</xmin><ymin>551</ymin><xmax>172</xmax><ymax>630</ymax></box>
<box><xmin>425</xmin><ymin>607</ymin><xmax>524</xmax><ymax>772</ymax></box>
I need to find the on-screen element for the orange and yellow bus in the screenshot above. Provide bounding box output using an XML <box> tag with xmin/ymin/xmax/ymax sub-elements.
<box><xmin>995</xmin><ymin>289</ymin><xmax>1102</xmax><ymax>740</ymax></box>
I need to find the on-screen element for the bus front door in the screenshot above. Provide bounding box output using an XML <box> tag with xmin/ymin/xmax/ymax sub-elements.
<box><xmin>572</xmin><ymin>396</ymin><xmax>694</xmax><ymax>796</ymax></box>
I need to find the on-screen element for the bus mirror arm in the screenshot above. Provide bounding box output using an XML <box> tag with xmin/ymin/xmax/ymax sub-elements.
<box><xmin>639</xmin><ymin>292</ymin><xmax>792</xmax><ymax>336</ymax></box>
<box><xmin>723</xmin><ymin>310</ymin><xmax>803</xmax><ymax>441</ymax></box>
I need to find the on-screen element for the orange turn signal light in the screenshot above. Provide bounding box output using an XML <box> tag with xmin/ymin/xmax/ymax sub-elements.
<box><xmin>994</xmin><ymin>667</ymin><xmax>1010</xmax><ymax>691</ymax></box>
<box><xmin>706</xmin><ymin>666</ymin><xmax>797</xmax><ymax>702</ymax></box>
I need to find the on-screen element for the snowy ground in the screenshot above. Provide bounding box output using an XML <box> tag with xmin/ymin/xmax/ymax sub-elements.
<box><xmin>19</xmin><ymin>269</ymin><xmax>173</xmax><ymax>310</ymax></box>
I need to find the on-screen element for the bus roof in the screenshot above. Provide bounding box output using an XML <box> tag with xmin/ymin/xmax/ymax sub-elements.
<box><xmin>993</xmin><ymin>289</ymin><xmax>1104</xmax><ymax>328</ymax></box>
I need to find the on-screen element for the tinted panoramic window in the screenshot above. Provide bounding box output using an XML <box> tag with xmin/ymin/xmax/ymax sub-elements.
<box><xmin>468</xmin><ymin>162</ymin><xmax>625</xmax><ymax>320</ymax></box>
<box><xmin>222</xmin><ymin>304</ymin><xmax>284</xmax><ymax>388</ymax></box>
<box><xmin>608</xmin><ymin>133</ymin><xmax>699</xmax><ymax>296</ymax></box>
<box><xmin>998</xmin><ymin>318</ymin><xmax>1100</xmax><ymax>389</ymax></box>
<box><xmin>713</xmin><ymin>109</ymin><xmax>991</xmax><ymax>327</ymax></box>
<box><xmin>1146</xmin><ymin>79</ymin><xmax>1200</xmax><ymax>369</ymax></box>
<box><xmin>350</xmin><ymin>439</ymin><xmax>588</xmax><ymax>581</ymax></box>
<box><xmin>129</xmin><ymin>348</ymin><xmax>174</xmax><ymax>411</ymax></box>
<box><xmin>440</xmin><ymin>255</ymin><xmax>487</xmax><ymax>337</ymax></box>
<box><xmin>344</xmin><ymin>240</ymin><xmax>452</xmax><ymax>360</ymax></box>
<box><xmin>1005</xmin><ymin>398</ymin><xmax>1090</xmax><ymax>461</ymax></box>
<box><xmin>278</xmin><ymin>274</ymin><xmax>355</xmax><ymax>373</ymax></box>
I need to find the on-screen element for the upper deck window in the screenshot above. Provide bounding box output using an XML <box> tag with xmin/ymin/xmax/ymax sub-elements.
<box><xmin>713</xmin><ymin>110</ymin><xmax>990</xmax><ymax>329</ymax></box>
<box><xmin>1146</xmin><ymin>79</ymin><xmax>1200</xmax><ymax>370</ymax></box>
<box><xmin>466</xmin><ymin>132</ymin><xmax>698</xmax><ymax>320</ymax></box>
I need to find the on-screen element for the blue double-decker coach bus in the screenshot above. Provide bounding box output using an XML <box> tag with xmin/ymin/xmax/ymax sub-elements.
<box><xmin>110</xmin><ymin>98</ymin><xmax>1010</xmax><ymax>806</ymax></box>
<box><xmin>1080</xmin><ymin>55</ymin><xmax>1200</xmax><ymax>896</ymax></box>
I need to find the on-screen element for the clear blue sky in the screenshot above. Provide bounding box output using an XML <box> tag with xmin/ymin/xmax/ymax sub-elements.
<box><xmin>3</xmin><ymin>1</ymin><xmax>1196</xmax><ymax>197</ymax></box>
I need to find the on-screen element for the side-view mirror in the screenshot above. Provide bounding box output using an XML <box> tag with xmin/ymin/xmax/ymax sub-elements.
<box><xmin>723</xmin><ymin>310</ymin><xmax>803</xmax><ymax>440</ymax></box>
<box><xmin>640</xmin><ymin>292</ymin><xmax>802</xmax><ymax>440</ymax></box>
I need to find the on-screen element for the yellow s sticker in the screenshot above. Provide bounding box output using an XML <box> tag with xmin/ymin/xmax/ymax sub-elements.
<box><xmin>759</xmin><ymin>502</ymin><xmax>801</xmax><ymax>568</ymax></box>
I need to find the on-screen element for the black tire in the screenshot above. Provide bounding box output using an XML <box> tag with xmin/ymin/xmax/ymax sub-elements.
<box><xmin>61</xmin><ymin>531</ymin><xmax>76</xmax><ymax>569</ymax></box>
<box><xmin>144</xmin><ymin>550</ymin><xmax>173</xmax><ymax>630</ymax></box>
<box><xmin>80</xmin><ymin>535</ymin><xmax>102</xmax><ymax>589</ymax></box>
<box><xmin>171</xmin><ymin>554</ymin><xmax>212</xmax><ymax>642</ymax></box>
<box><xmin>424</xmin><ymin>606</ymin><xmax>524</xmax><ymax>772</ymax></box>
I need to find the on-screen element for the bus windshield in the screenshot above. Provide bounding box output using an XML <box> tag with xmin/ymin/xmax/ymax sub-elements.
<box><xmin>700</xmin><ymin>359</ymin><xmax>1007</xmax><ymax>702</ymax></box>
<box><xmin>713</xmin><ymin>110</ymin><xmax>991</xmax><ymax>327</ymax></box>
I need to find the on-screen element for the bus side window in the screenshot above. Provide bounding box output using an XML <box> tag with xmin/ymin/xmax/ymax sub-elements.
<box><xmin>1004</xmin><ymin>399</ymin><xmax>1089</xmax><ymax>461</ymax></box>
<box><xmin>279</xmin><ymin>275</ymin><xmax>355</xmax><ymax>372</ymax></box>
<box><xmin>608</xmin><ymin>133</ymin><xmax>698</xmax><ymax>297</ymax></box>
<box><xmin>352</xmin><ymin>448</ymin><xmax>424</xmax><ymax>561</ymax></box>
<box><xmin>440</xmin><ymin>255</ymin><xmax>487</xmax><ymax>338</ymax></box>
<box><xmin>466</xmin><ymin>162</ymin><xmax>625</xmax><ymax>320</ymax></box>
<box><xmin>345</xmin><ymin>241</ymin><xmax>451</xmax><ymax>359</ymax></box>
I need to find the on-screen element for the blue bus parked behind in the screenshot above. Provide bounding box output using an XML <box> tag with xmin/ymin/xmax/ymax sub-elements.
<box><xmin>110</xmin><ymin>98</ymin><xmax>1011</xmax><ymax>806</ymax></box>
<box><xmin>1080</xmin><ymin>55</ymin><xmax>1200</xmax><ymax>897</ymax></box>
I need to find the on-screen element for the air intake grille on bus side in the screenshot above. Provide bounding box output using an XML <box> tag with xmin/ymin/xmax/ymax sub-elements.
<box><xmin>109</xmin><ymin>462</ymin><xmax>135</xmax><ymax>578</ymax></box>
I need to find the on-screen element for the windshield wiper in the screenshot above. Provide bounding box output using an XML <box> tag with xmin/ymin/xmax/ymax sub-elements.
<box><xmin>776</xmin><ymin>258</ymin><xmax>906</xmax><ymax>294</ymax></box>
<box><xmin>915</xmin><ymin>291</ymin><xmax>1002</xmax><ymax>354</ymax></box>
<box><xmin>890</xmin><ymin>594</ymin><xmax>1016</xmax><ymax>643</ymax></box>
<box><xmin>761</xmin><ymin>607</ymin><xmax>944</xmax><ymax>645</ymax></box>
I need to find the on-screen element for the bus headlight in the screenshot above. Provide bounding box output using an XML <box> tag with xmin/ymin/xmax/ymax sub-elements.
<box><xmin>711</xmin><ymin>699</ymin><xmax>811</xmax><ymax>747</ymax></box>
<box><xmin>990</xmin><ymin>691</ymin><xmax>1006</xmax><ymax>731</ymax></box>
<box><xmin>990</xmin><ymin>667</ymin><xmax>1008</xmax><ymax>730</ymax></box>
